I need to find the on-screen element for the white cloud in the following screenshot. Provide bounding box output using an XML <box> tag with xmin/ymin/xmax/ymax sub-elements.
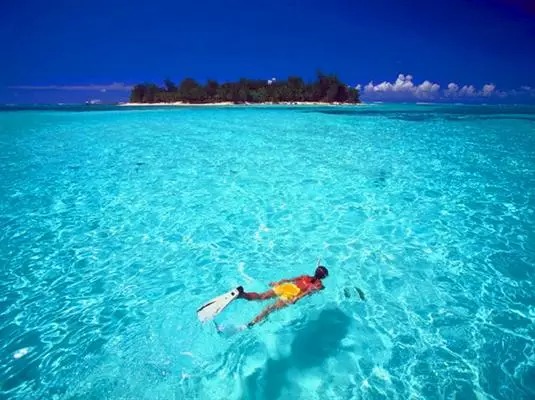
<box><xmin>416</xmin><ymin>80</ymin><xmax>440</xmax><ymax>98</ymax></box>
<box><xmin>481</xmin><ymin>84</ymin><xmax>496</xmax><ymax>96</ymax></box>
<box><xmin>359</xmin><ymin>74</ymin><xmax>535</xmax><ymax>101</ymax></box>
<box><xmin>458</xmin><ymin>85</ymin><xmax>476</xmax><ymax>96</ymax></box>
<box><xmin>444</xmin><ymin>83</ymin><xmax>459</xmax><ymax>96</ymax></box>
<box><xmin>375</xmin><ymin>81</ymin><xmax>393</xmax><ymax>92</ymax></box>
<box><xmin>363</xmin><ymin>74</ymin><xmax>440</xmax><ymax>99</ymax></box>
<box><xmin>444</xmin><ymin>82</ymin><xmax>499</xmax><ymax>98</ymax></box>
<box><xmin>518</xmin><ymin>86</ymin><xmax>535</xmax><ymax>96</ymax></box>
<box><xmin>9</xmin><ymin>82</ymin><xmax>133</xmax><ymax>91</ymax></box>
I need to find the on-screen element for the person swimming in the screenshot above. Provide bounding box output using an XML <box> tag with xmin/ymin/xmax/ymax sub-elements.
<box><xmin>237</xmin><ymin>265</ymin><xmax>329</xmax><ymax>327</ymax></box>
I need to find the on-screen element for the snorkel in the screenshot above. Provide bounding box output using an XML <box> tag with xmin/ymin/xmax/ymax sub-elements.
<box><xmin>314</xmin><ymin>258</ymin><xmax>329</xmax><ymax>280</ymax></box>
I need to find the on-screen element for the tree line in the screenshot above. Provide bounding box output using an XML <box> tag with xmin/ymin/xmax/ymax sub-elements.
<box><xmin>129</xmin><ymin>73</ymin><xmax>360</xmax><ymax>104</ymax></box>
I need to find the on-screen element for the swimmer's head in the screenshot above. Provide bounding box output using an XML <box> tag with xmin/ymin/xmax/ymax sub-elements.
<box><xmin>314</xmin><ymin>266</ymin><xmax>329</xmax><ymax>279</ymax></box>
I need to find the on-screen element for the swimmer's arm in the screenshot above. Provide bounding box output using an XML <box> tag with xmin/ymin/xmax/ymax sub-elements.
<box><xmin>289</xmin><ymin>288</ymin><xmax>316</xmax><ymax>304</ymax></box>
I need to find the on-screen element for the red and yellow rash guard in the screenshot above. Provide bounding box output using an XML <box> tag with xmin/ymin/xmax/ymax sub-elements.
<box><xmin>295</xmin><ymin>275</ymin><xmax>323</xmax><ymax>292</ymax></box>
<box><xmin>273</xmin><ymin>276</ymin><xmax>323</xmax><ymax>301</ymax></box>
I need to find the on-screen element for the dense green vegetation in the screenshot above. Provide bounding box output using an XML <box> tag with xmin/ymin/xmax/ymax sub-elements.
<box><xmin>129</xmin><ymin>73</ymin><xmax>360</xmax><ymax>104</ymax></box>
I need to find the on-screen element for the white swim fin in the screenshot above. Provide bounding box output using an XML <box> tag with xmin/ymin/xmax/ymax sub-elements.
<box><xmin>196</xmin><ymin>287</ymin><xmax>241</xmax><ymax>322</ymax></box>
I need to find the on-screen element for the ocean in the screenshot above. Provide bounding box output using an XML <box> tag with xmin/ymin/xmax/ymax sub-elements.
<box><xmin>0</xmin><ymin>104</ymin><xmax>534</xmax><ymax>399</ymax></box>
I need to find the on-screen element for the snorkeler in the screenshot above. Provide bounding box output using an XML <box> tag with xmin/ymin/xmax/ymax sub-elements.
<box><xmin>237</xmin><ymin>265</ymin><xmax>329</xmax><ymax>327</ymax></box>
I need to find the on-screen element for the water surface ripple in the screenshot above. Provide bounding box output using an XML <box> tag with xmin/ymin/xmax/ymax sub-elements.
<box><xmin>0</xmin><ymin>104</ymin><xmax>534</xmax><ymax>399</ymax></box>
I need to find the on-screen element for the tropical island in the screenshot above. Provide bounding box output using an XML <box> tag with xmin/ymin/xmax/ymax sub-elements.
<box><xmin>127</xmin><ymin>73</ymin><xmax>360</xmax><ymax>105</ymax></box>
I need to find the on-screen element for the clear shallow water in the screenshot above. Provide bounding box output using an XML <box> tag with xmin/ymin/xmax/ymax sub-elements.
<box><xmin>0</xmin><ymin>104</ymin><xmax>534</xmax><ymax>399</ymax></box>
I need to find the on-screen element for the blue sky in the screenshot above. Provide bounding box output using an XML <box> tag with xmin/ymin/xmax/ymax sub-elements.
<box><xmin>1</xmin><ymin>0</ymin><xmax>534</xmax><ymax>103</ymax></box>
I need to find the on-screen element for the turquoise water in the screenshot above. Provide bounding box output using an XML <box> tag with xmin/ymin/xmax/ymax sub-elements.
<box><xmin>0</xmin><ymin>104</ymin><xmax>534</xmax><ymax>399</ymax></box>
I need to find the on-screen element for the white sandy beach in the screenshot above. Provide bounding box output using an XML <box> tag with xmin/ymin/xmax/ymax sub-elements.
<box><xmin>119</xmin><ymin>101</ymin><xmax>234</xmax><ymax>107</ymax></box>
<box><xmin>119</xmin><ymin>101</ymin><xmax>362</xmax><ymax>107</ymax></box>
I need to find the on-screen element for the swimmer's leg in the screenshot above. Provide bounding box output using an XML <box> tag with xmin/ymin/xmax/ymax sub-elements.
<box><xmin>237</xmin><ymin>286</ymin><xmax>276</xmax><ymax>301</ymax></box>
<box><xmin>247</xmin><ymin>299</ymin><xmax>288</xmax><ymax>327</ymax></box>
